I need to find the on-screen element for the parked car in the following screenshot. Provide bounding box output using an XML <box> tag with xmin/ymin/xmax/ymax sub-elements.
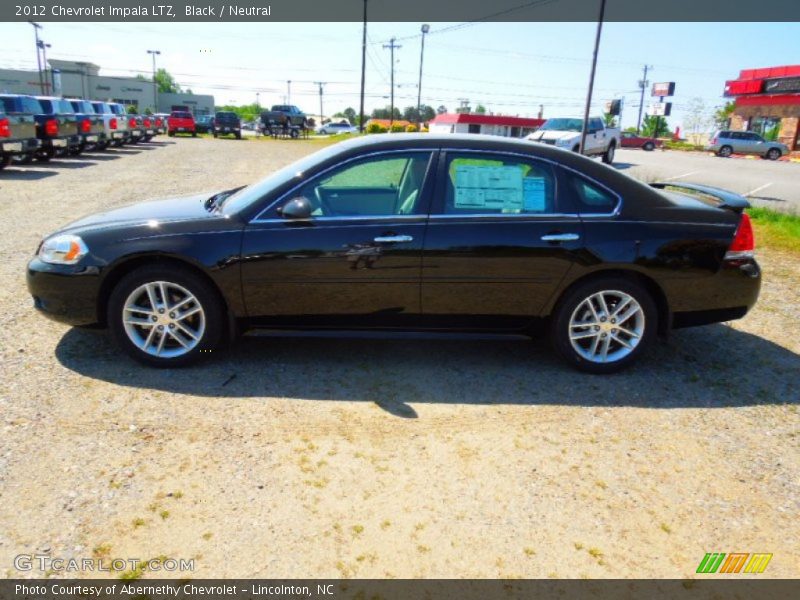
<box><xmin>620</xmin><ymin>132</ymin><xmax>662</xmax><ymax>151</ymax></box>
<box><xmin>260</xmin><ymin>105</ymin><xmax>307</xmax><ymax>137</ymax></box>
<box><xmin>26</xmin><ymin>134</ymin><xmax>761</xmax><ymax>373</ymax></box>
<box><xmin>317</xmin><ymin>122</ymin><xmax>358</xmax><ymax>135</ymax></box>
<box><xmin>140</xmin><ymin>115</ymin><xmax>157</xmax><ymax>142</ymax></box>
<box><xmin>90</xmin><ymin>101</ymin><xmax>130</xmax><ymax>147</ymax></box>
<box><xmin>195</xmin><ymin>115</ymin><xmax>213</xmax><ymax>134</ymax></box>
<box><xmin>213</xmin><ymin>111</ymin><xmax>242</xmax><ymax>139</ymax></box>
<box><xmin>152</xmin><ymin>114</ymin><xmax>168</xmax><ymax>135</ymax></box>
<box><xmin>706</xmin><ymin>130</ymin><xmax>788</xmax><ymax>160</ymax></box>
<box><xmin>34</xmin><ymin>96</ymin><xmax>82</xmax><ymax>157</ymax></box>
<box><xmin>527</xmin><ymin>117</ymin><xmax>620</xmax><ymax>164</ymax></box>
<box><xmin>0</xmin><ymin>95</ymin><xmax>41</xmax><ymax>168</ymax></box>
<box><xmin>66</xmin><ymin>99</ymin><xmax>106</xmax><ymax>151</ymax></box>
<box><xmin>168</xmin><ymin>111</ymin><xmax>196</xmax><ymax>137</ymax></box>
<box><xmin>106</xmin><ymin>103</ymin><xmax>133</xmax><ymax>146</ymax></box>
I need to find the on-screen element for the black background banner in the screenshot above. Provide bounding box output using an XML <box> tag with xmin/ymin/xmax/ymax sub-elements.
<box><xmin>3</xmin><ymin>0</ymin><xmax>800</xmax><ymax>22</ymax></box>
<box><xmin>1</xmin><ymin>580</ymin><xmax>800</xmax><ymax>600</ymax></box>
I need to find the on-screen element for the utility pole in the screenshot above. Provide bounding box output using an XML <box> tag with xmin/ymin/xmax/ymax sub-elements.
<box><xmin>147</xmin><ymin>50</ymin><xmax>160</xmax><ymax>112</ymax></box>
<box><xmin>636</xmin><ymin>64</ymin><xmax>652</xmax><ymax>135</ymax></box>
<box><xmin>314</xmin><ymin>81</ymin><xmax>326</xmax><ymax>126</ymax></box>
<box><xmin>579</xmin><ymin>0</ymin><xmax>606</xmax><ymax>156</ymax></box>
<box><xmin>38</xmin><ymin>40</ymin><xmax>51</xmax><ymax>95</ymax></box>
<box><xmin>416</xmin><ymin>24</ymin><xmax>430</xmax><ymax>129</ymax></box>
<box><xmin>359</xmin><ymin>0</ymin><xmax>367</xmax><ymax>133</ymax></box>
<box><xmin>256</xmin><ymin>92</ymin><xmax>260</xmax><ymax>108</ymax></box>
<box><xmin>29</xmin><ymin>22</ymin><xmax>44</xmax><ymax>94</ymax></box>
<box><xmin>287</xmin><ymin>80</ymin><xmax>291</xmax><ymax>105</ymax></box>
<box><xmin>538</xmin><ymin>104</ymin><xmax>543</xmax><ymax>119</ymax></box>
<box><xmin>383</xmin><ymin>37</ymin><xmax>401</xmax><ymax>128</ymax></box>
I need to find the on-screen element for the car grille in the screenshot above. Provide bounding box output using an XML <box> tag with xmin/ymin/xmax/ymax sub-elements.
<box><xmin>540</xmin><ymin>139</ymin><xmax>556</xmax><ymax>145</ymax></box>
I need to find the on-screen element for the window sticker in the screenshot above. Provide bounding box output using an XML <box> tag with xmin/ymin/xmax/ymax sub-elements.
<box><xmin>523</xmin><ymin>177</ymin><xmax>547</xmax><ymax>212</ymax></box>
<box><xmin>454</xmin><ymin>165</ymin><xmax>523</xmax><ymax>210</ymax></box>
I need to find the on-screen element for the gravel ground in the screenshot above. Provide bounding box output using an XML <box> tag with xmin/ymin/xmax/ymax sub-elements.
<box><xmin>0</xmin><ymin>137</ymin><xmax>798</xmax><ymax>579</ymax></box>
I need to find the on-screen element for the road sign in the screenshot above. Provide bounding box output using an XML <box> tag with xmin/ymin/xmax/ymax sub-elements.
<box><xmin>651</xmin><ymin>82</ymin><xmax>675</xmax><ymax>97</ymax></box>
<box><xmin>648</xmin><ymin>102</ymin><xmax>672</xmax><ymax>117</ymax></box>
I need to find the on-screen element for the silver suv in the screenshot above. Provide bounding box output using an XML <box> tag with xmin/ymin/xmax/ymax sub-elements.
<box><xmin>707</xmin><ymin>130</ymin><xmax>788</xmax><ymax>160</ymax></box>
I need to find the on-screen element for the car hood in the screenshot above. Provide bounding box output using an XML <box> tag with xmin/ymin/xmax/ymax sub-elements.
<box><xmin>55</xmin><ymin>193</ymin><xmax>221</xmax><ymax>234</ymax></box>
<box><xmin>529</xmin><ymin>130</ymin><xmax>580</xmax><ymax>142</ymax></box>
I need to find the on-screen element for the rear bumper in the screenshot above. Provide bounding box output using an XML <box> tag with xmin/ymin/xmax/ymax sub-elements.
<box><xmin>42</xmin><ymin>134</ymin><xmax>81</xmax><ymax>150</ymax></box>
<box><xmin>665</xmin><ymin>258</ymin><xmax>761</xmax><ymax>328</ymax></box>
<box><xmin>27</xmin><ymin>258</ymin><xmax>101</xmax><ymax>326</ymax></box>
<box><xmin>1</xmin><ymin>137</ymin><xmax>40</xmax><ymax>155</ymax></box>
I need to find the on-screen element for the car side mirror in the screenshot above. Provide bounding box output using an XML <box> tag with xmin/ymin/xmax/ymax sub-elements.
<box><xmin>278</xmin><ymin>196</ymin><xmax>313</xmax><ymax>220</ymax></box>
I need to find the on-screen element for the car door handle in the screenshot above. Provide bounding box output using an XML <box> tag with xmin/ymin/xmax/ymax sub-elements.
<box><xmin>374</xmin><ymin>235</ymin><xmax>413</xmax><ymax>243</ymax></box>
<box><xmin>541</xmin><ymin>233</ymin><xmax>580</xmax><ymax>242</ymax></box>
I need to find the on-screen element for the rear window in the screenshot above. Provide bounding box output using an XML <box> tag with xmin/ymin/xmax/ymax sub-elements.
<box><xmin>1</xmin><ymin>96</ymin><xmax>42</xmax><ymax>114</ymax></box>
<box><xmin>69</xmin><ymin>100</ymin><xmax>95</xmax><ymax>113</ymax></box>
<box><xmin>39</xmin><ymin>99</ymin><xmax>75</xmax><ymax>114</ymax></box>
<box><xmin>171</xmin><ymin>111</ymin><xmax>193</xmax><ymax>119</ymax></box>
<box><xmin>215</xmin><ymin>112</ymin><xmax>238</xmax><ymax>120</ymax></box>
<box><xmin>566</xmin><ymin>174</ymin><xmax>620</xmax><ymax>215</ymax></box>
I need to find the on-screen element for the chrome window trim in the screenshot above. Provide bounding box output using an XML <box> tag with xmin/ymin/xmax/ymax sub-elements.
<box><xmin>249</xmin><ymin>148</ymin><xmax>436</xmax><ymax>224</ymax></box>
<box><xmin>428</xmin><ymin>213</ymin><xmax>579</xmax><ymax>220</ymax></box>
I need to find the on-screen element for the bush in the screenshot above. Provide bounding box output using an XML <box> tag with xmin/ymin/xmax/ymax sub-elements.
<box><xmin>663</xmin><ymin>140</ymin><xmax>706</xmax><ymax>152</ymax></box>
<box><xmin>390</xmin><ymin>123</ymin><xmax>406</xmax><ymax>133</ymax></box>
<box><xmin>405</xmin><ymin>124</ymin><xmax>418</xmax><ymax>133</ymax></box>
<box><xmin>367</xmin><ymin>123</ymin><xmax>387</xmax><ymax>134</ymax></box>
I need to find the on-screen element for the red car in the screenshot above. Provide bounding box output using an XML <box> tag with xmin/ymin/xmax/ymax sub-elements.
<box><xmin>621</xmin><ymin>132</ymin><xmax>662</xmax><ymax>151</ymax></box>
<box><xmin>167</xmin><ymin>111</ymin><xmax>196</xmax><ymax>137</ymax></box>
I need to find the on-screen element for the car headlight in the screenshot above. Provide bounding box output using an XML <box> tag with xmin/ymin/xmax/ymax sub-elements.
<box><xmin>556</xmin><ymin>138</ymin><xmax>572</xmax><ymax>147</ymax></box>
<box><xmin>38</xmin><ymin>234</ymin><xmax>89</xmax><ymax>265</ymax></box>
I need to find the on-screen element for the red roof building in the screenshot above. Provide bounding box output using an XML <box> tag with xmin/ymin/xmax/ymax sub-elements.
<box><xmin>723</xmin><ymin>65</ymin><xmax>800</xmax><ymax>150</ymax></box>
<box><xmin>429</xmin><ymin>113</ymin><xmax>545</xmax><ymax>138</ymax></box>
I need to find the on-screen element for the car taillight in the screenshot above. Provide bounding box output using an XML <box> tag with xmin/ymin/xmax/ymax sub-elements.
<box><xmin>155</xmin><ymin>118</ymin><xmax>162</xmax><ymax>127</ymax></box>
<box><xmin>725</xmin><ymin>213</ymin><xmax>755</xmax><ymax>260</ymax></box>
<box><xmin>110</xmin><ymin>117</ymin><xmax>117</xmax><ymax>130</ymax></box>
<box><xmin>0</xmin><ymin>117</ymin><xmax>9</xmax><ymax>137</ymax></box>
<box><xmin>45</xmin><ymin>118</ymin><xmax>59</xmax><ymax>136</ymax></box>
<box><xmin>129</xmin><ymin>118</ymin><xmax>137</xmax><ymax>128</ymax></box>
<box><xmin>80</xmin><ymin>119</ymin><xmax>91</xmax><ymax>133</ymax></box>
<box><xmin>143</xmin><ymin>118</ymin><xmax>151</xmax><ymax>127</ymax></box>
<box><xmin>710</xmin><ymin>136</ymin><xmax>717</xmax><ymax>145</ymax></box>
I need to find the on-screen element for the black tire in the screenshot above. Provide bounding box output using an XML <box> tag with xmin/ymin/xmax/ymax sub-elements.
<box><xmin>35</xmin><ymin>148</ymin><xmax>54</xmax><ymax>162</ymax></box>
<box><xmin>168</xmin><ymin>131</ymin><xmax>175</xmax><ymax>137</ymax></box>
<box><xmin>14</xmin><ymin>152</ymin><xmax>35</xmax><ymax>164</ymax></box>
<box><xmin>192</xmin><ymin>131</ymin><xmax>197</xmax><ymax>138</ymax></box>
<box><xmin>765</xmin><ymin>148</ymin><xmax>781</xmax><ymax>161</ymax></box>
<box><xmin>602</xmin><ymin>142</ymin><xmax>616</xmax><ymax>164</ymax></box>
<box><xmin>643</xmin><ymin>141</ymin><xmax>655</xmax><ymax>151</ymax></box>
<box><xmin>572</xmin><ymin>145</ymin><xmax>580</xmax><ymax>153</ymax></box>
<box><xmin>107</xmin><ymin>265</ymin><xmax>225</xmax><ymax>368</ymax></box>
<box><xmin>68</xmin><ymin>146</ymin><xmax>82</xmax><ymax>156</ymax></box>
<box><xmin>550</xmin><ymin>277</ymin><xmax>657</xmax><ymax>374</ymax></box>
<box><xmin>0</xmin><ymin>155</ymin><xmax>10</xmax><ymax>170</ymax></box>
<box><xmin>213</xmin><ymin>132</ymin><xmax>218</xmax><ymax>138</ymax></box>
<box><xmin>717</xmin><ymin>145</ymin><xmax>733</xmax><ymax>158</ymax></box>
<box><xmin>290</xmin><ymin>128</ymin><xmax>299</xmax><ymax>139</ymax></box>
<box><xmin>236</xmin><ymin>131</ymin><xmax>241</xmax><ymax>140</ymax></box>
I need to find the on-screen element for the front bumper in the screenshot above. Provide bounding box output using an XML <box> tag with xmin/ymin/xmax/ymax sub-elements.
<box><xmin>27</xmin><ymin>258</ymin><xmax>102</xmax><ymax>326</ymax></box>
<box><xmin>1</xmin><ymin>137</ymin><xmax>40</xmax><ymax>155</ymax></box>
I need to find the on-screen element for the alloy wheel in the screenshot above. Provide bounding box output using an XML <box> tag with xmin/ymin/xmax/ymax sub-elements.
<box><xmin>122</xmin><ymin>280</ymin><xmax>206</xmax><ymax>358</ymax></box>
<box><xmin>568</xmin><ymin>290</ymin><xmax>645</xmax><ymax>364</ymax></box>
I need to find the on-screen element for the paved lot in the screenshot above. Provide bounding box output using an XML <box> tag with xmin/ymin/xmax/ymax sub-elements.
<box><xmin>614</xmin><ymin>148</ymin><xmax>800</xmax><ymax>211</ymax></box>
<box><xmin>0</xmin><ymin>137</ymin><xmax>798</xmax><ymax>579</ymax></box>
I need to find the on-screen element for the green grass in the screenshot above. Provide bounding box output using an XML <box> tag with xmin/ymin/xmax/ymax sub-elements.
<box><xmin>748</xmin><ymin>207</ymin><xmax>800</xmax><ymax>253</ymax></box>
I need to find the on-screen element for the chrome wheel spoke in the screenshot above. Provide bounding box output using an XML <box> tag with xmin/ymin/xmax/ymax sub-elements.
<box><xmin>169</xmin><ymin>329</ymin><xmax>191</xmax><ymax>348</ymax></box>
<box><xmin>125</xmin><ymin>304</ymin><xmax>154</xmax><ymax>316</ymax></box>
<box><xmin>155</xmin><ymin>329</ymin><xmax>167</xmax><ymax>355</ymax></box>
<box><xmin>616</xmin><ymin>325</ymin><xmax>640</xmax><ymax>339</ymax></box>
<box><xmin>600</xmin><ymin>336</ymin><xmax>612</xmax><ymax>361</ymax></box>
<box><xmin>143</xmin><ymin>326</ymin><xmax>158</xmax><ymax>350</ymax></box>
<box><xmin>570</xmin><ymin>329</ymin><xmax>598</xmax><ymax>341</ymax></box>
<box><xmin>595</xmin><ymin>293</ymin><xmax>610</xmax><ymax>318</ymax></box>
<box><xmin>175</xmin><ymin>321</ymin><xmax>199</xmax><ymax>341</ymax></box>
<box><xmin>589</xmin><ymin>335</ymin><xmax>601</xmax><ymax>357</ymax></box>
<box><xmin>145</xmin><ymin>283</ymin><xmax>159</xmax><ymax>311</ymax></box>
<box><xmin>610</xmin><ymin>297</ymin><xmax>632</xmax><ymax>319</ymax></box>
<box><xmin>176</xmin><ymin>306</ymin><xmax>201</xmax><ymax>321</ymax></box>
<box><xmin>617</xmin><ymin>305</ymin><xmax>640</xmax><ymax>323</ymax></box>
<box><xmin>610</xmin><ymin>332</ymin><xmax>632</xmax><ymax>349</ymax></box>
<box><xmin>124</xmin><ymin>316</ymin><xmax>154</xmax><ymax>326</ymax></box>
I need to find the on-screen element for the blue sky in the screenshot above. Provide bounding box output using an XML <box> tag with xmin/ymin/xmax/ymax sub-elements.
<box><xmin>1</xmin><ymin>21</ymin><xmax>798</xmax><ymax>130</ymax></box>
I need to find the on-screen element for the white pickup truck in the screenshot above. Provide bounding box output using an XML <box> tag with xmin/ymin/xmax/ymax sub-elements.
<box><xmin>527</xmin><ymin>117</ymin><xmax>620</xmax><ymax>164</ymax></box>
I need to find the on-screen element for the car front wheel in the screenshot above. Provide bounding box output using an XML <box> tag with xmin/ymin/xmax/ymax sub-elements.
<box><xmin>602</xmin><ymin>143</ymin><xmax>615</xmax><ymax>164</ymax></box>
<box><xmin>108</xmin><ymin>265</ymin><xmax>224</xmax><ymax>367</ymax></box>
<box><xmin>765</xmin><ymin>148</ymin><xmax>781</xmax><ymax>160</ymax></box>
<box><xmin>550</xmin><ymin>278</ymin><xmax>657</xmax><ymax>374</ymax></box>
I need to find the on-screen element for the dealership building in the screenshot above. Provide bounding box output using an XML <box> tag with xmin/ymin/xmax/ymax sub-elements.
<box><xmin>0</xmin><ymin>59</ymin><xmax>214</xmax><ymax>115</ymax></box>
<box><xmin>724</xmin><ymin>64</ymin><xmax>800</xmax><ymax>151</ymax></box>
<box><xmin>429</xmin><ymin>113</ymin><xmax>545</xmax><ymax>138</ymax></box>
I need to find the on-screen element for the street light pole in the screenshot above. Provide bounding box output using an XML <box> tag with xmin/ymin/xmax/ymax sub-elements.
<box><xmin>29</xmin><ymin>21</ymin><xmax>44</xmax><ymax>94</ymax></box>
<box><xmin>416</xmin><ymin>24</ymin><xmax>430</xmax><ymax>130</ymax></box>
<box><xmin>287</xmin><ymin>80</ymin><xmax>291</xmax><ymax>105</ymax></box>
<box><xmin>38</xmin><ymin>41</ymin><xmax>51</xmax><ymax>95</ymax></box>
<box><xmin>147</xmin><ymin>50</ymin><xmax>161</xmax><ymax>112</ymax></box>
<box><xmin>579</xmin><ymin>0</ymin><xmax>606</xmax><ymax>156</ymax></box>
<box><xmin>636</xmin><ymin>64</ymin><xmax>652</xmax><ymax>135</ymax></box>
<box><xmin>314</xmin><ymin>82</ymin><xmax>326</xmax><ymax>126</ymax></box>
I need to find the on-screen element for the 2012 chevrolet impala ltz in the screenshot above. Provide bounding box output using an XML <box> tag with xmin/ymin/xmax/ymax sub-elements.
<box><xmin>27</xmin><ymin>134</ymin><xmax>760</xmax><ymax>373</ymax></box>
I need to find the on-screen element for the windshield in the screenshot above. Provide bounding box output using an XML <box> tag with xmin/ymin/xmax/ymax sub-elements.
<box><xmin>222</xmin><ymin>142</ymin><xmax>352</xmax><ymax>215</ymax></box>
<box><xmin>540</xmin><ymin>118</ymin><xmax>583</xmax><ymax>132</ymax></box>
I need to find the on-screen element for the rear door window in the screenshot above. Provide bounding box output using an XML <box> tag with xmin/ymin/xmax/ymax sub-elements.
<box><xmin>564</xmin><ymin>173</ymin><xmax>620</xmax><ymax>215</ymax></box>
<box><xmin>438</xmin><ymin>153</ymin><xmax>556</xmax><ymax>215</ymax></box>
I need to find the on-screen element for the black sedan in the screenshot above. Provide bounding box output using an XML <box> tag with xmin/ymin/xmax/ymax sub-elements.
<box><xmin>27</xmin><ymin>134</ymin><xmax>760</xmax><ymax>373</ymax></box>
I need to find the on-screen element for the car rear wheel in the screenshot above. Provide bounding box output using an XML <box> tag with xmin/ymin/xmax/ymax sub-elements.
<box><xmin>717</xmin><ymin>145</ymin><xmax>733</xmax><ymax>157</ymax></box>
<box><xmin>0</xmin><ymin>155</ymin><xmax>10</xmax><ymax>170</ymax></box>
<box><xmin>643</xmin><ymin>141</ymin><xmax>655</xmax><ymax>151</ymax></box>
<box><xmin>602</xmin><ymin>142</ymin><xmax>615</xmax><ymax>164</ymax></box>
<box><xmin>765</xmin><ymin>148</ymin><xmax>781</xmax><ymax>160</ymax></box>
<box><xmin>550</xmin><ymin>278</ymin><xmax>657</xmax><ymax>374</ymax></box>
<box><xmin>108</xmin><ymin>265</ymin><xmax>224</xmax><ymax>367</ymax></box>
<box><xmin>35</xmin><ymin>148</ymin><xmax>54</xmax><ymax>162</ymax></box>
